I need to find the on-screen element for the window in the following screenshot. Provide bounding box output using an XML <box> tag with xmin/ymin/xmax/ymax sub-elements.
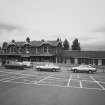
<box><xmin>25</xmin><ymin>45</ymin><xmax>30</xmax><ymax>54</ymax></box>
<box><xmin>10</xmin><ymin>46</ymin><xmax>16</xmax><ymax>53</ymax></box>
<box><xmin>44</xmin><ymin>46</ymin><xmax>48</xmax><ymax>53</ymax></box>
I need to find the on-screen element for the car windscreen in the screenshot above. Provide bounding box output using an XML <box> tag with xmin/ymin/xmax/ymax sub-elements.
<box><xmin>79</xmin><ymin>65</ymin><xmax>89</xmax><ymax>68</ymax></box>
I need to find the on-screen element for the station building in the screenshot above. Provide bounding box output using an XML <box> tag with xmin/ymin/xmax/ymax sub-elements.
<box><xmin>0</xmin><ymin>38</ymin><xmax>105</xmax><ymax>66</ymax></box>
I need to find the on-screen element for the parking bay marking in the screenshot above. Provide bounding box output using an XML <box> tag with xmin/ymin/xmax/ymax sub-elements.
<box><xmin>0</xmin><ymin>74</ymin><xmax>105</xmax><ymax>91</ymax></box>
<box><xmin>35</xmin><ymin>74</ymin><xmax>62</xmax><ymax>84</ymax></box>
<box><xmin>90</xmin><ymin>76</ymin><xmax>105</xmax><ymax>90</ymax></box>
<box><xmin>0</xmin><ymin>70</ymin><xmax>46</xmax><ymax>78</ymax></box>
<box><xmin>2</xmin><ymin>73</ymin><xmax>33</xmax><ymax>82</ymax></box>
<box><xmin>1</xmin><ymin>71</ymin><xmax>105</xmax><ymax>91</ymax></box>
<box><xmin>67</xmin><ymin>74</ymin><xmax>72</xmax><ymax>87</ymax></box>
<box><xmin>0</xmin><ymin>74</ymin><xmax>22</xmax><ymax>82</ymax></box>
<box><xmin>1</xmin><ymin>73</ymin><xmax>60</xmax><ymax>84</ymax></box>
<box><xmin>47</xmin><ymin>76</ymin><xmax>68</xmax><ymax>81</ymax></box>
<box><xmin>80</xmin><ymin>80</ymin><xmax>82</xmax><ymax>88</ymax></box>
<box><xmin>2</xmin><ymin>79</ymin><xmax>105</xmax><ymax>91</ymax></box>
<box><xmin>0</xmin><ymin>73</ymin><xmax>10</xmax><ymax>76</ymax></box>
<box><xmin>4</xmin><ymin>74</ymin><xmax>43</xmax><ymax>82</ymax></box>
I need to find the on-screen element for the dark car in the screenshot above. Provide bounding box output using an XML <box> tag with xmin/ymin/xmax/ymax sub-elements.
<box><xmin>4</xmin><ymin>61</ymin><xmax>24</xmax><ymax>70</ymax></box>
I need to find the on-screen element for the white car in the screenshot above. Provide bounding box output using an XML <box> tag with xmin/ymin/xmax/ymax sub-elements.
<box><xmin>22</xmin><ymin>61</ymin><xmax>33</xmax><ymax>68</ymax></box>
<box><xmin>71</xmin><ymin>64</ymin><xmax>97</xmax><ymax>73</ymax></box>
<box><xmin>36</xmin><ymin>63</ymin><xmax>60</xmax><ymax>72</ymax></box>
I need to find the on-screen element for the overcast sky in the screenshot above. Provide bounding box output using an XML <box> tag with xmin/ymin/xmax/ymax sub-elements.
<box><xmin>0</xmin><ymin>0</ymin><xmax>105</xmax><ymax>50</ymax></box>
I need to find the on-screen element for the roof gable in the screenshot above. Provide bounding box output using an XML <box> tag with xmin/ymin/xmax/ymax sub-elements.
<box><xmin>30</xmin><ymin>40</ymin><xmax>61</xmax><ymax>47</ymax></box>
<box><xmin>2</xmin><ymin>40</ymin><xmax>62</xmax><ymax>47</ymax></box>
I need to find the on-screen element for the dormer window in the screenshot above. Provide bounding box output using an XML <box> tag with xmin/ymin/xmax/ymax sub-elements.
<box><xmin>43</xmin><ymin>46</ymin><xmax>49</xmax><ymax>53</ymax></box>
<box><xmin>25</xmin><ymin>45</ymin><xmax>30</xmax><ymax>54</ymax></box>
<box><xmin>10</xmin><ymin>46</ymin><xmax>16</xmax><ymax>53</ymax></box>
<box><xmin>44</xmin><ymin>46</ymin><xmax>47</xmax><ymax>53</ymax></box>
<box><xmin>26</xmin><ymin>50</ymin><xmax>29</xmax><ymax>54</ymax></box>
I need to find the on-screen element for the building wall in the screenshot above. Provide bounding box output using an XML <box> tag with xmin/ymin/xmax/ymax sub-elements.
<box><xmin>63</xmin><ymin>57</ymin><xmax>104</xmax><ymax>66</ymax></box>
<box><xmin>1</xmin><ymin>40</ymin><xmax>105</xmax><ymax>65</ymax></box>
<box><xmin>1</xmin><ymin>41</ymin><xmax>63</xmax><ymax>63</ymax></box>
<box><xmin>3</xmin><ymin>43</ymin><xmax>60</xmax><ymax>55</ymax></box>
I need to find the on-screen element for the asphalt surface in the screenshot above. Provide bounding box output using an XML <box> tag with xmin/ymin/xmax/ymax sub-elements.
<box><xmin>0</xmin><ymin>67</ymin><xmax>105</xmax><ymax>105</ymax></box>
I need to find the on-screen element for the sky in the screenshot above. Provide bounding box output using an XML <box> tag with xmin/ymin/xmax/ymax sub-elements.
<box><xmin>0</xmin><ymin>0</ymin><xmax>105</xmax><ymax>50</ymax></box>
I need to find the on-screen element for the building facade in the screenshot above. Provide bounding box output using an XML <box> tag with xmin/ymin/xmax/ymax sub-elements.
<box><xmin>0</xmin><ymin>38</ymin><xmax>63</xmax><ymax>63</ymax></box>
<box><xmin>62</xmin><ymin>50</ymin><xmax>105</xmax><ymax>66</ymax></box>
<box><xmin>0</xmin><ymin>38</ymin><xmax>105</xmax><ymax>66</ymax></box>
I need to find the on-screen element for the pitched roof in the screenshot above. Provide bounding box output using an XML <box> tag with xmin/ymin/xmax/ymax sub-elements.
<box><xmin>3</xmin><ymin>39</ymin><xmax>62</xmax><ymax>47</ymax></box>
<box><xmin>30</xmin><ymin>41</ymin><xmax>42</xmax><ymax>46</ymax></box>
<box><xmin>15</xmin><ymin>42</ymin><xmax>25</xmax><ymax>46</ymax></box>
<box><xmin>25</xmin><ymin>40</ymin><xmax>60</xmax><ymax>47</ymax></box>
<box><xmin>63</xmin><ymin>50</ymin><xmax>105</xmax><ymax>59</ymax></box>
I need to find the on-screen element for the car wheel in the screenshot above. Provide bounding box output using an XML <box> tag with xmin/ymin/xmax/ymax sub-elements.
<box><xmin>74</xmin><ymin>69</ymin><xmax>77</xmax><ymax>73</ymax></box>
<box><xmin>52</xmin><ymin>69</ymin><xmax>56</xmax><ymax>72</ymax></box>
<box><xmin>38</xmin><ymin>68</ymin><xmax>40</xmax><ymax>71</ymax></box>
<box><xmin>88</xmin><ymin>70</ymin><xmax>92</xmax><ymax>74</ymax></box>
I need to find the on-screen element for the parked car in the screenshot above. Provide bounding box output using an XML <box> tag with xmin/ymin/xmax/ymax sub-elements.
<box><xmin>71</xmin><ymin>64</ymin><xmax>97</xmax><ymax>73</ymax></box>
<box><xmin>22</xmin><ymin>61</ymin><xmax>33</xmax><ymax>68</ymax></box>
<box><xmin>36</xmin><ymin>63</ymin><xmax>60</xmax><ymax>72</ymax></box>
<box><xmin>4</xmin><ymin>61</ymin><xmax>24</xmax><ymax>70</ymax></box>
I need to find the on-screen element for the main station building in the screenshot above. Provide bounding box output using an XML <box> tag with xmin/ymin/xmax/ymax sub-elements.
<box><xmin>0</xmin><ymin>37</ymin><xmax>105</xmax><ymax>66</ymax></box>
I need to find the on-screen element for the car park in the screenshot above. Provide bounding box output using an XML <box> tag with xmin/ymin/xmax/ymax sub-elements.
<box><xmin>71</xmin><ymin>64</ymin><xmax>97</xmax><ymax>73</ymax></box>
<box><xmin>4</xmin><ymin>61</ymin><xmax>24</xmax><ymax>70</ymax></box>
<box><xmin>22</xmin><ymin>61</ymin><xmax>33</xmax><ymax>68</ymax></box>
<box><xmin>36</xmin><ymin>63</ymin><xmax>60</xmax><ymax>72</ymax></box>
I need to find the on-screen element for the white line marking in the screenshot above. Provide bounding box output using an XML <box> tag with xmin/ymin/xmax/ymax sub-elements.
<box><xmin>3</xmin><ymin>80</ymin><xmax>104</xmax><ymax>91</ymax></box>
<box><xmin>98</xmin><ymin>81</ymin><xmax>105</xmax><ymax>84</ymax></box>
<box><xmin>67</xmin><ymin>74</ymin><xmax>72</xmax><ymax>87</ymax></box>
<box><xmin>0</xmin><ymin>70</ymin><xmax>37</xmax><ymax>76</ymax></box>
<box><xmin>0</xmin><ymin>73</ymin><xmax>10</xmax><ymax>76</ymax></box>
<box><xmin>71</xmin><ymin>78</ymin><xmax>94</xmax><ymax>83</ymax></box>
<box><xmin>0</xmin><ymin>73</ymin><xmax>38</xmax><ymax>82</ymax></box>
<box><xmin>4</xmin><ymin>76</ymin><xmax>25</xmax><ymax>82</ymax></box>
<box><xmin>81</xmin><ymin>79</ymin><xmax>96</xmax><ymax>82</ymax></box>
<box><xmin>80</xmin><ymin>80</ymin><xmax>82</xmax><ymax>88</ymax></box>
<box><xmin>48</xmin><ymin>76</ymin><xmax>68</xmax><ymax>81</ymax></box>
<box><xmin>36</xmin><ymin>83</ymin><xmax>67</xmax><ymax>88</ymax></box>
<box><xmin>0</xmin><ymin>71</ymin><xmax>47</xmax><ymax>77</ymax></box>
<box><xmin>0</xmin><ymin>77</ymin><xmax>104</xmax><ymax>91</ymax></box>
<box><xmin>0</xmin><ymin>70</ymin><xmax>105</xmax><ymax>91</ymax></box>
<box><xmin>35</xmin><ymin>74</ymin><xmax>56</xmax><ymax>84</ymax></box>
<box><xmin>0</xmin><ymin>75</ymin><xmax>20</xmax><ymax>81</ymax></box>
<box><xmin>68</xmin><ymin>85</ymin><xmax>104</xmax><ymax>91</ymax></box>
<box><xmin>0</xmin><ymin>78</ymin><xmax>12</xmax><ymax>81</ymax></box>
<box><xmin>90</xmin><ymin>76</ymin><xmax>105</xmax><ymax>90</ymax></box>
<box><xmin>5</xmin><ymin>81</ymin><xmax>67</xmax><ymax>88</ymax></box>
<box><xmin>78</xmin><ymin>86</ymin><xmax>104</xmax><ymax>91</ymax></box>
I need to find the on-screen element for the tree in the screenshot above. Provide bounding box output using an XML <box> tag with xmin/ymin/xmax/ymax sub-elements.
<box><xmin>26</xmin><ymin>37</ymin><xmax>30</xmax><ymax>43</ymax></box>
<box><xmin>63</xmin><ymin>38</ymin><xmax>70</xmax><ymax>50</ymax></box>
<box><xmin>41</xmin><ymin>39</ymin><xmax>45</xmax><ymax>42</ymax></box>
<box><xmin>57</xmin><ymin>37</ymin><xmax>60</xmax><ymax>41</ymax></box>
<box><xmin>71</xmin><ymin>38</ymin><xmax>81</xmax><ymax>50</ymax></box>
<box><xmin>11</xmin><ymin>39</ymin><xmax>15</xmax><ymax>43</ymax></box>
